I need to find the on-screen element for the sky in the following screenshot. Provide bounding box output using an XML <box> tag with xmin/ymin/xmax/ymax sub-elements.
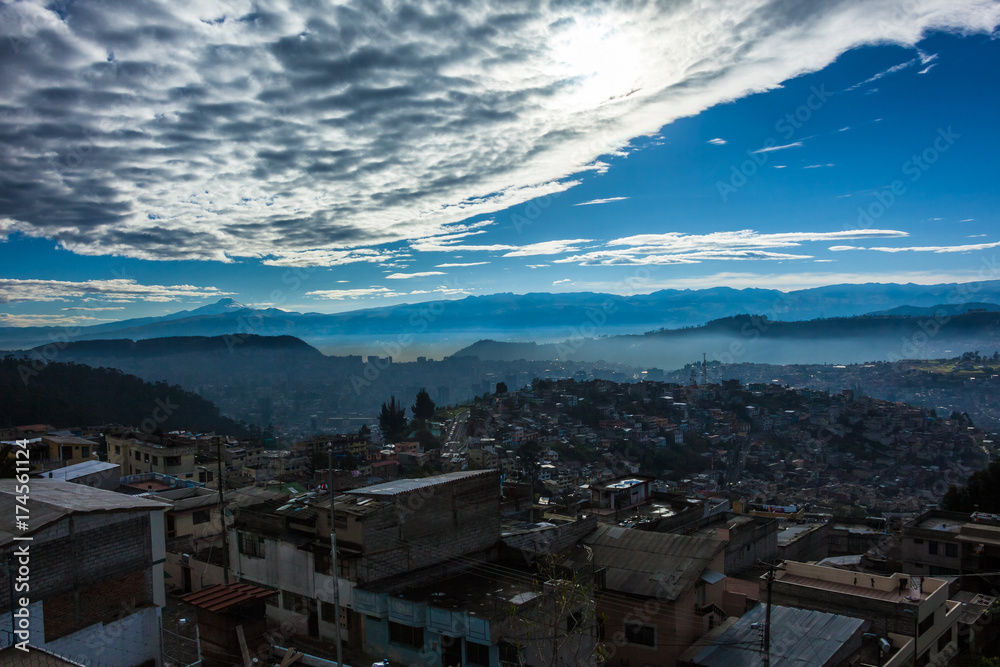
<box><xmin>1</xmin><ymin>0</ymin><xmax>1000</xmax><ymax>327</ymax></box>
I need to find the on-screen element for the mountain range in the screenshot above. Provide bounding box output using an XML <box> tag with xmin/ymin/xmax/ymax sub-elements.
<box><xmin>3</xmin><ymin>280</ymin><xmax>1000</xmax><ymax>359</ymax></box>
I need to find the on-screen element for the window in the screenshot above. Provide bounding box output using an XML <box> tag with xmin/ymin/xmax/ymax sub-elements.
<box><xmin>321</xmin><ymin>601</ymin><xmax>349</xmax><ymax>628</ymax></box>
<box><xmin>192</xmin><ymin>510</ymin><xmax>210</xmax><ymax>525</ymax></box>
<box><xmin>134</xmin><ymin>451</ymin><xmax>141</xmax><ymax>461</ymax></box>
<box><xmin>282</xmin><ymin>590</ymin><xmax>310</xmax><ymax>614</ymax></box>
<box><xmin>314</xmin><ymin>550</ymin><xmax>332</xmax><ymax>575</ymax></box>
<box><xmin>238</xmin><ymin>531</ymin><xmax>265</xmax><ymax>559</ymax></box>
<box><xmin>914</xmin><ymin>538</ymin><xmax>924</xmax><ymax>544</ymax></box>
<box><xmin>165</xmin><ymin>456</ymin><xmax>182</xmax><ymax>467</ymax></box>
<box><xmin>929</xmin><ymin>541</ymin><xmax>938</xmax><ymax>555</ymax></box>
<box><xmin>945</xmin><ymin>543</ymin><xmax>958</xmax><ymax>558</ymax></box>
<box><xmin>498</xmin><ymin>641</ymin><xmax>521</xmax><ymax>666</ymax></box>
<box><xmin>152</xmin><ymin>456</ymin><xmax>159</xmax><ymax>466</ymax></box>
<box><xmin>624</xmin><ymin>623</ymin><xmax>655</xmax><ymax>647</ymax></box>
<box><xmin>695</xmin><ymin>581</ymin><xmax>706</xmax><ymax>606</ymax></box>
<box><xmin>388</xmin><ymin>622</ymin><xmax>423</xmax><ymax>649</ymax></box>
<box><xmin>80</xmin><ymin>446</ymin><xmax>89</xmax><ymax>458</ymax></box>
<box><xmin>566</xmin><ymin>610</ymin><xmax>582</xmax><ymax>634</ymax></box>
<box><xmin>919</xmin><ymin>613</ymin><xmax>935</xmax><ymax>636</ymax></box>
<box><xmin>466</xmin><ymin>641</ymin><xmax>490</xmax><ymax>666</ymax></box>
<box><xmin>114</xmin><ymin>445</ymin><xmax>121</xmax><ymax>455</ymax></box>
<box><xmin>198</xmin><ymin>470</ymin><xmax>214</xmax><ymax>483</ymax></box>
<box><xmin>144</xmin><ymin>453</ymin><xmax>150</xmax><ymax>463</ymax></box>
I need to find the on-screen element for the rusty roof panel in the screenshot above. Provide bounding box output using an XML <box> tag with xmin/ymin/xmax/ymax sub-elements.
<box><xmin>180</xmin><ymin>583</ymin><xmax>278</xmax><ymax>612</ymax></box>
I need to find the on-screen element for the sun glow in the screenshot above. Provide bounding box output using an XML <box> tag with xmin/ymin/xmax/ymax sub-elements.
<box><xmin>549</xmin><ymin>19</ymin><xmax>644</xmax><ymax>110</ymax></box>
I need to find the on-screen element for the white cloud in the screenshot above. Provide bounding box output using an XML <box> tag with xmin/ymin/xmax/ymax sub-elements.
<box><xmin>750</xmin><ymin>142</ymin><xmax>802</xmax><ymax>154</ymax></box>
<box><xmin>262</xmin><ymin>248</ymin><xmax>399</xmax><ymax>268</ymax></box>
<box><xmin>385</xmin><ymin>271</ymin><xmax>447</xmax><ymax>279</ymax></box>
<box><xmin>555</xmin><ymin>229</ymin><xmax>908</xmax><ymax>265</ymax></box>
<box><xmin>0</xmin><ymin>313</ymin><xmax>118</xmax><ymax>327</ymax></box>
<box><xmin>828</xmin><ymin>245</ymin><xmax>863</xmax><ymax>251</ymax></box>
<box><xmin>501</xmin><ymin>239</ymin><xmax>593</xmax><ymax>257</ymax></box>
<box><xmin>526</xmin><ymin>264</ymin><xmax>550</xmax><ymax>269</ymax></box>
<box><xmin>868</xmin><ymin>240</ymin><xmax>1000</xmax><ymax>253</ymax></box>
<box><xmin>804</xmin><ymin>163</ymin><xmax>835</xmax><ymax>168</ymax></box>
<box><xmin>434</xmin><ymin>262</ymin><xmax>490</xmax><ymax>268</ymax></box>
<box><xmin>553</xmin><ymin>279</ymin><xmax>572</xmax><ymax>285</ymax></box>
<box><xmin>60</xmin><ymin>306</ymin><xmax>127</xmax><ymax>311</ymax></box>
<box><xmin>0</xmin><ymin>1</ymin><xmax>994</xmax><ymax>265</ymax></box>
<box><xmin>305</xmin><ymin>287</ymin><xmax>405</xmax><ymax>300</ymax></box>
<box><xmin>573</xmin><ymin>197</ymin><xmax>629</xmax><ymax>206</ymax></box>
<box><xmin>0</xmin><ymin>278</ymin><xmax>231</xmax><ymax>304</ymax></box>
<box><xmin>846</xmin><ymin>59</ymin><xmax>917</xmax><ymax>91</ymax></box>
<box><xmin>707</xmin><ymin>138</ymin><xmax>727</xmax><ymax>145</ymax></box>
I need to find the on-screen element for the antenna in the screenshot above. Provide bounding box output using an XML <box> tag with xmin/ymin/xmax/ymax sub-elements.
<box><xmin>702</xmin><ymin>353</ymin><xmax>708</xmax><ymax>385</ymax></box>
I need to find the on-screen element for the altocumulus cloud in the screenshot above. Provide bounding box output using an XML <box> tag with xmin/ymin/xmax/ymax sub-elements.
<box><xmin>0</xmin><ymin>0</ymin><xmax>997</xmax><ymax>266</ymax></box>
<box><xmin>0</xmin><ymin>278</ymin><xmax>232</xmax><ymax>303</ymax></box>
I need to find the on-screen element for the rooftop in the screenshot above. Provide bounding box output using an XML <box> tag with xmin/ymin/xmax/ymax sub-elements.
<box><xmin>0</xmin><ymin>480</ymin><xmax>167</xmax><ymax>547</ymax></box>
<box><xmin>36</xmin><ymin>459</ymin><xmax>119</xmax><ymax>481</ymax></box>
<box><xmin>395</xmin><ymin>566</ymin><xmax>540</xmax><ymax>620</ymax></box>
<box><xmin>347</xmin><ymin>469</ymin><xmax>499</xmax><ymax>497</ymax></box>
<box><xmin>584</xmin><ymin>524</ymin><xmax>726</xmax><ymax>600</ymax></box>
<box><xmin>680</xmin><ymin>604</ymin><xmax>865</xmax><ymax>667</ymax></box>
<box><xmin>180</xmin><ymin>582</ymin><xmax>277</xmax><ymax>612</ymax></box>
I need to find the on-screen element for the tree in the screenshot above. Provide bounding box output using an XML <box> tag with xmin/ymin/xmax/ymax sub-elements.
<box><xmin>412</xmin><ymin>387</ymin><xmax>436</xmax><ymax>421</ymax></box>
<box><xmin>499</xmin><ymin>552</ymin><xmax>605</xmax><ymax>667</ymax></box>
<box><xmin>942</xmin><ymin>460</ymin><xmax>1000</xmax><ymax>513</ymax></box>
<box><xmin>378</xmin><ymin>396</ymin><xmax>408</xmax><ymax>443</ymax></box>
<box><xmin>496</xmin><ymin>381</ymin><xmax>508</xmax><ymax>395</ymax></box>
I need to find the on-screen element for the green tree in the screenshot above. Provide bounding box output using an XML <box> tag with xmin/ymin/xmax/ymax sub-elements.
<box><xmin>412</xmin><ymin>387</ymin><xmax>436</xmax><ymax>421</ymax></box>
<box><xmin>378</xmin><ymin>396</ymin><xmax>408</xmax><ymax>443</ymax></box>
<box><xmin>496</xmin><ymin>381</ymin><xmax>508</xmax><ymax>395</ymax></box>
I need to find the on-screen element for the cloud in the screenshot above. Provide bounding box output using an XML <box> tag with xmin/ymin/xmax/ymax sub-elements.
<box><xmin>573</xmin><ymin>197</ymin><xmax>629</xmax><ymax>206</ymax></box>
<box><xmin>868</xmin><ymin>240</ymin><xmax>1000</xmax><ymax>253</ymax></box>
<box><xmin>846</xmin><ymin>58</ymin><xmax>918</xmax><ymax>91</ymax></box>
<box><xmin>804</xmin><ymin>163</ymin><xmax>834</xmax><ymax>168</ymax></box>
<box><xmin>501</xmin><ymin>239</ymin><xmax>592</xmax><ymax>257</ymax></box>
<box><xmin>552</xmin><ymin>278</ymin><xmax>572</xmax><ymax>285</ymax></box>
<box><xmin>60</xmin><ymin>306</ymin><xmax>127</xmax><ymax>311</ymax></box>
<box><xmin>555</xmin><ymin>229</ymin><xmax>908</xmax><ymax>265</ymax></box>
<box><xmin>305</xmin><ymin>287</ymin><xmax>405</xmax><ymax>300</ymax></box>
<box><xmin>262</xmin><ymin>248</ymin><xmax>400</xmax><ymax>267</ymax></box>
<box><xmin>828</xmin><ymin>245</ymin><xmax>862</xmax><ymax>251</ymax></box>
<box><xmin>707</xmin><ymin>138</ymin><xmax>727</xmax><ymax>145</ymax></box>
<box><xmin>385</xmin><ymin>271</ymin><xmax>447</xmax><ymax>279</ymax></box>
<box><xmin>434</xmin><ymin>262</ymin><xmax>489</xmax><ymax>268</ymax></box>
<box><xmin>0</xmin><ymin>1</ymin><xmax>995</xmax><ymax>265</ymax></box>
<box><xmin>750</xmin><ymin>142</ymin><xmax>802</xmax><ymax>154</ymax></box>
<box><xmin>0</xmin><ymin>278</ymin><xmax>231</xmax><ymax>303</ymax></box>
<box><xmin>0</xmin><ymin>313</ymin><xmax>118</xmax><ymax>327</ymax></box>
<box><xmin>526</xmin><ymin>264</ymin><xmax>550</xmax><ymax>269</ymax></box>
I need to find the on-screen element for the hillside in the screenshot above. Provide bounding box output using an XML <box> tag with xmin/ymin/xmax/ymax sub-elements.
<box><xmin>0</xmin><ymin>357</ymin><xmax>257</xmax><ymax>437</ymax></box>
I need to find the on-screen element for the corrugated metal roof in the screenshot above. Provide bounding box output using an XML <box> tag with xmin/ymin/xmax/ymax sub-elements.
<box><xmin>180</xmin><ymin>583</ymin><xmax>278</xmax><ymax>612</ymax></box>
<box><xmin>585</xmin><ymin>524</ymin><xmax>726</xmax><ymax>600</ymax></box>
<box><xmin>0</xmin><ymin>480</ymin><xmax>167</xmax><ymax>547</ymax></box>
<box><xmin>348</xmin><ymin>469</ymin><xmax>499</xmax><ymax>497</ymax></box>
<box><xmin>686</xmin><ymin>604</ymin><xmax>865</xmax><ymax>667</ymax></box>
<box><xmin>38</xmin><ymin>460</ymin><xmax>120</xmax><ymax>481</ymax></box>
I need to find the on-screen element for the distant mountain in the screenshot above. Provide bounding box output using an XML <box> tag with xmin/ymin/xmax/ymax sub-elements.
<box><xmin>865</xmin><ymin>302</ymin><xmax>1000</xmax><ymax>317</ymax></box>
<box><xmin>452</xmin><ymin>311</ymin><xmax>1000</xmax><ymax>367</ymax></box>
<box><xmin>4</xmin><ymin>280</ymin><xmax>1000</xmax><ymax>355</ymax></box>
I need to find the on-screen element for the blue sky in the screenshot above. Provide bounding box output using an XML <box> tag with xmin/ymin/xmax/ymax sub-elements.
<box><xmin>1</xmin><ymin>1</ymin><xmax>999</xmax><ymax>326</ymax></box>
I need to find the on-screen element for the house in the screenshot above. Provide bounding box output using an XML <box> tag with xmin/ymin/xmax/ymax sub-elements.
<box><xmin>40</xmin><ymin>436</ymin><xmax>99</xmax><ymax>467</ymax></box>
<box><xmin>589</xmin><ymin>476</ymin><xmax>654</xmax><ymax>511</ymax></box>
<box><xmin>583</xmin><ymin>525</ymin><xmax>729</xmax><ymax>667</ymax></box>
<box><xmin>678</xmin><ymin>604</ymin><xmax>867</xmax><ymax>667</ymax></box>
<box><xmin>901</xmin><ymin>509</ymin><xmax>1000</xmax><ymax>580</ymax></box>
<box><xmin>34</xmin><ymin>460</ymin><xmax>120</xmax><ymax>490</ymax></box>
<box><xmin>230</xmin><ymin>470</ymin><xmax>502</xmax><ymax>653</ymax></box>
<box><xmin>107</xmin><ymin>433</ymin><xmax>199</xmax><ymax>481</ymax></box>
<box><xmin>0</xmin><ymin>480</ymin><xmax>167</xmax><ymax>665</ymax></box>
<box><xmin>768</xmin><ymin>561</ymin><xmax>961</xmax><ymax>666</ymax></box>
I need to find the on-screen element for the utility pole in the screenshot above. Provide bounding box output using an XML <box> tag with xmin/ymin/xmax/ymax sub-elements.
<box><xmin>328</xmin><ymin>443</ymin><xmax>343</xmax><ymax>667</ymax></box>
<box><xmin>763</xmin><ymin>564</ymin><xmax>774</xmax><ymax>667</ymax></box>
<box><xmin>217</xmin><ymin>440</ymin><xmax>229</xmax><ymax>585</ymax></box>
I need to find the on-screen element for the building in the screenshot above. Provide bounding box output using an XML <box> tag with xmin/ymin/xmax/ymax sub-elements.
<box><xmin>589</xmin><ymin>476</ymin><xmax>654</xmax><ymax>511</ymax></box>
<box><xmin>230</xmin><ymin>470</ymin><xmax>501</xmax><ymax>653</ymax></box>
<box><xmin>34</xmin><ymin>460</ymin><xmax>120</xmax><ymax>490</ymax></box>
<box><xmin>902</xmin><ymin>509</ymin><xmax>1000</xmax><ymax>579</ymax></box>
<box><xmin>40</xmin><ymin>436</ymin><xmax>99</xmax><ymax>467</ymax></box>
<box><xmin>0</xmin><ymin>480</ymin><xmax>167</xmax><ymax>665</ymax></box>
<box><xmin>107</xmin><ymin>433</ymin><xmax>199</xmax><ymax>480</ymax></box>
<box><xmin>769</xmin><ymin>561</ymin><xmax>961</xmax><ymax>667</ymax></box>
<box><xmin>678</xmin><ymin>604</ymin><xmax>867</xmax><ymax>667</ymax></box>
<box><xmin>584</xmin><ymin>524</ymin><xmax>729</xmax><ymax>667</ymax></box>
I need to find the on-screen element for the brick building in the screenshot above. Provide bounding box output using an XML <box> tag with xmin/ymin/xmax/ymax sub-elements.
<box><xmin>0</xmin><ymin>480</ymin><xmax>167</xmax><ymax>665</ymax></box>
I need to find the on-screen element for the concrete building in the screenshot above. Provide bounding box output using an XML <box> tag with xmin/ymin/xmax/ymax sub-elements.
<box><xmin>902</xmin><ymin>509</ymin><xmax>1000</xmax><ymax>579</ymax></box>
<box><xmin>107</xmin><ymin>434</ymin><xmax>199</xmax><ymax>480</ymax></box>
<box><xmin>230</xmin><ymin>470</ymin><xmax>501</xmax><ymax>653</ymax></box>
<box><xmin>35</xmin><ymin>460</ymin><xmax>120</xmax><ymax>490</ymax></box>
<box><xmin>769</xmin><ymin>561</ymin><xmax>961</xmax><ymax>667</ymax></box>
<box><xmin>589</xmin><ymin>476</ymin><xmax>653</xmax><ymax>511</ymax></box>
<box><xmin>0</xmin><ymin>480</ymin><xmax>167</xmax><ymax>665</ymax></box>
<box><xmin>584</xmin><ymin>524</ymin><xmax>729</xmax><ymax>667</ymax></box>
